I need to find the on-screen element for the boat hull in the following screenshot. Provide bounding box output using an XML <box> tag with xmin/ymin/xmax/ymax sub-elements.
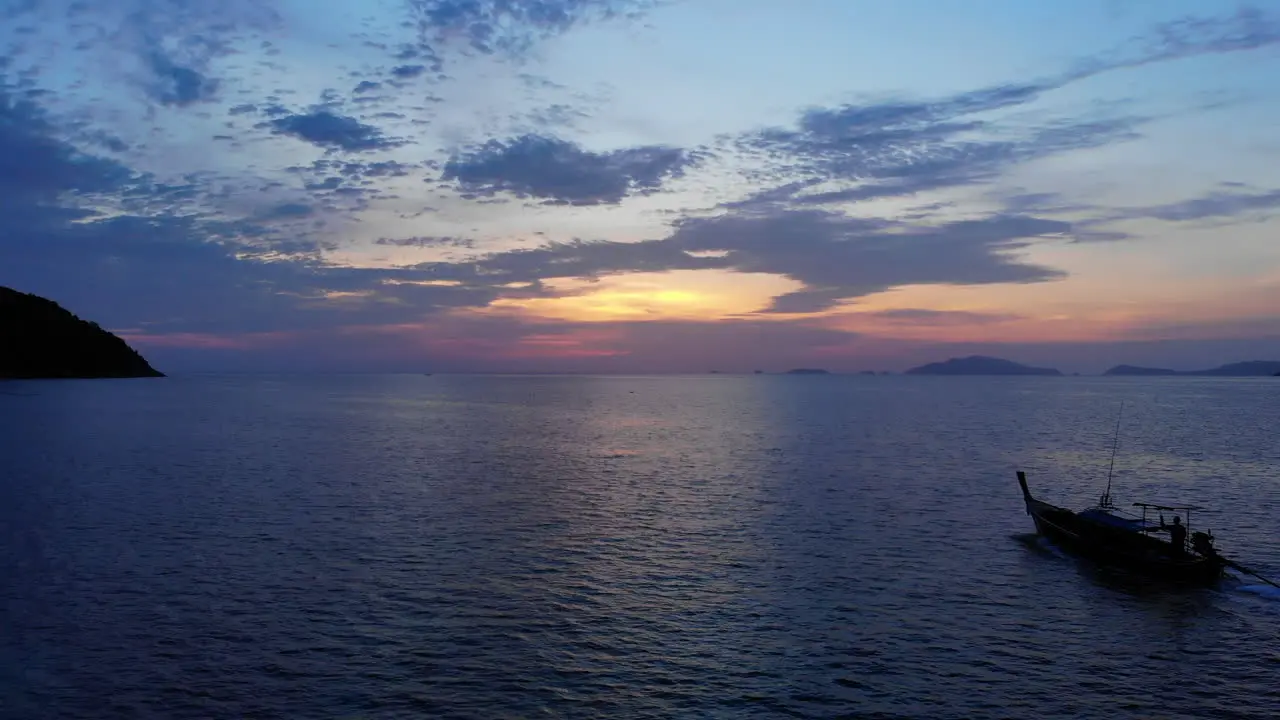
<box><xmin>1017</xmin><ymin>472</ymin><xmax>1226</xmax><ymax>585</ymax></box>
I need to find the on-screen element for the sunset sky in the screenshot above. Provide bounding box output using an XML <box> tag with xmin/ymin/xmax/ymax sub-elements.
<box><xmin>4</xmin><ymin>0</ymin><xmax>1280</xmax><ymax>373</ymax></box>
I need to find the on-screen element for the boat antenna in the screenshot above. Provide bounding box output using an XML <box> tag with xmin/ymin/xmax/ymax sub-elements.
<box><xmin>1101</xmin><ymin>401</ymin><xmax>1124</xmax><ymax>508</ymax></box>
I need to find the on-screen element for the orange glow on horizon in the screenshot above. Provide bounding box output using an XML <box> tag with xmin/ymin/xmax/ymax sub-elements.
<box><xmin>485</xmin><ymin>270</ymin><xmax>803</xmax><ymax>322</ymax></box>
<box><xmin>119</xmin><ymin>265</ymin><xmax>1279</xmax><ymax>359</ymax></box>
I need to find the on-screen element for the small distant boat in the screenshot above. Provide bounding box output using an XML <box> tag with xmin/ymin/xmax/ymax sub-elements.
<box><xmin>1016</xmin><ymin>470</ymin><xmax>1227</xmax><ymax>584</ymax></box>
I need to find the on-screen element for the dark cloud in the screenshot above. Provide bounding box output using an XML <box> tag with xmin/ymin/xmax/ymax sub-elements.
<box><xmin>723</xmin><ymin>6</ymin><xmax>1280</xmax><ymax>209</ymax></box>
<box><xmin>0</xmin><ymin>87</ymin><xmax>550</xmax><ymax>335</ymax></box>
<box><xmin>391</xmin><ymin>64</ymin><xmax>427</xmax><ymax>79</ymax></box>
<box><xmin>4</xmin><ymin>0</ymin><xmax>281</xmax><ymax>106</ymax></box>
<box><xmin>1064</xmin><ymin>225</ymin><xmax>1133</xmax><ymax>243</ymax></box>
<box><xmin>1045</xmin><ymin>185</ymin><xmax>1280</xmax><ymax>242</ymax></box>
<box><xmin>432</xmin><ymin>209</ymin><xmax>1068</xmax><ymax>314</ymax></box>
<box><xmin>268</xmin><ymin>158</ymin><xmax>421</xmax><ymax>220</ymax></box>
<box><xmin>996</xmin><ymin>191</ymin><xmax>1096</xmax><ymax>216</ymax></box>
<box><xmin>0</xmin><ymin>204</ymin><xmax>558</xmax><ymax>335</ymax></box>
<box><xmin>869</xmin><ymin>309</ymin><xmax>1024</xmax><ymax>325</ymax></box>
<box><xmin>376</xmin><ymin>236</ymin><xmax>475</xmax><ymax>249</ymax></box>
<box><xmin>0</xmin><ymin>81</ymin><xmax>133</xmax><ymax>203</ymax></box>
<box><xmin>2</xmin><ymin>1</ymin><xmax>1278</xmax><ymax>371</ymax></box>
<box><xmin>269</xmin><ymin>111</ymin><xmax>400</xmax><ymax>152</ymax></box>
<box><xmin>260</xmin><ymin>202</ymin><xmax>313</xmax><ymax>219</ymax></box>
<box><xmin>0</xmin><ymin>83</ymin><xmax>528</xmax><ymax>335</ymax></box>
<box><xmin>442</xmin><ymin>134</ymin><xmax>699</xmax><ymax>205</ymax></box>
<box><xmin>1131</xmin><ymin>187</ymin><xmax>1280</xmax><ymax>223</ymax></box>
<box><xmin>672</xmin><ymin>211</ymin><xmax>1067</xmax><ymax>313</ymax></box>
<box><xmin>145</xmin><ymin>49</ymin><xmax>218</xmax><ymax>106</ymax></box>
<box><xmin>401</xmin><ymin>0</ymin><xmax>659</xmax><ymax>69</ymax></box>
<box><xmin>435</xmin><ymin>237</ymin><xmax>725</xmax><ymax>284</ymax></box>
<box><xmin>1106</xmin><ymin>5</ymin><xmax>1280</xmax><ymax>70</ymax></box>
<box><xmin>341</xmin><ymin>160</ymin><xmax>417</xmax><ymax>178</ymax></box>
<box><xmin>731</xmin><ymin>90</ymin><xmax>1146</xmax><ymax>209</ymax></box>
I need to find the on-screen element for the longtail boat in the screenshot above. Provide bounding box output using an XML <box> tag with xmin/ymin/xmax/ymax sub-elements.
<box><xmin>1016</xmin><ymin>470</ymin><xmax>1228</xmax><ymax>584</ymax></box>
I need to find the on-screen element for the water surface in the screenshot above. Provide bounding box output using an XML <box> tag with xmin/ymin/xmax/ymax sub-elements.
<box><xmin>3</xmin><ymin>374</ymin><xmax>1278</xmax><ymax>719</ymax></box>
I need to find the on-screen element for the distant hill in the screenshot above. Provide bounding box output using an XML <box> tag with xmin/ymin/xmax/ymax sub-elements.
<box><xmin>786</xmin><ymin>368</ymin><xmax>829</xmax><ymax>375</ymax></box>
<box><xmin>1</xmin><ymin>287</ymin><xmax>163</xmax><ymax>379</ymax></box>
<box><xmin>1106</xmin><ymin>361</ymin><xmax>1280</xmax><ymax>377</ymax></box>
<box><xmin>1186</xmin><ymin>361</ymin><xmax>1280</xmax><ymax>376</ymax></box>
<box><xmin>904</xmin><ymin>356</ymin><xmax>1061</xmax><ymax>376</ymax></box>
<box><xmin>1104</xmin><ymin>365</ymin><xmax>1177</xmax><ymax>376</ymax></box>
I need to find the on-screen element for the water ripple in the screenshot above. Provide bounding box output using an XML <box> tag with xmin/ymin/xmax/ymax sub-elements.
<box><xmin>1</xmin><ymin>374</ymin><xmax>1278</xmax><ymax>719</ymax></box>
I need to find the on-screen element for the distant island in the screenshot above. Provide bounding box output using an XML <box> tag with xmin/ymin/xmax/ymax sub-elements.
<box><xmin>1104</xmin><ymin>361</ymin><xmax>1280</xmax><ymax>377</ymax></box>
<box><xmin>786</xmin><ymin>368</ymin><xmax>830</xmax><ymax>375</ymax></box>
<box><xmin>1103</xmin><ymin>364</ymin><xmax>1178</xmax><ymax>376</ymax></box>
<box><xmin>1</xmin><ymin>287</ymin><xmax>163</xmax><ymax>379</ymax></box>
<box><xmin>905</xmin><ymin>356</ymin><xmax>1062</xmax><ymax>376</ymax></box>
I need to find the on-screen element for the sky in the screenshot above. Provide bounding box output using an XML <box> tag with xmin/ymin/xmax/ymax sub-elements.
<box><xmin>3</xmin><ymin>0</ymin><xmax>1280</xmax><ymax>374</ymax></box>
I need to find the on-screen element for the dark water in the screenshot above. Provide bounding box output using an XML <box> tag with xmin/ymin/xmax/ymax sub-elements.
<box><xmin>2</xmin><ymin>374</ymin><xmax>1278</xmax><ymax>719</ymax></box>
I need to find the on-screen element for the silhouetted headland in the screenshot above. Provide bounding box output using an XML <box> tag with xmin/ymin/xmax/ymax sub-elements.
<box><xmin>905</xmin><ymin>355</ymin><xmax>1062</xmax><ymax>376</ymax></box>
<box><xmin>1</xmin><ymin>287</ymin><xmax>163</xmax><ymax>379</ymax></box>
<box><xmin>786</xmin><ymin>368</ymin><xmax>830</xmax><ymax>375</ymax></box>
<box><xmin>1105</xmin><ymin>361</ymin><xmax>1280</xmax><ymax>377</ymax></box>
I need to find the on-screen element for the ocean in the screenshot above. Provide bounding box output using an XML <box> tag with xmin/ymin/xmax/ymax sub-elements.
<box><xmin>2</xmin><ymin>374</ymin><xmax>1277</xmax><ymax>719</ymax></box>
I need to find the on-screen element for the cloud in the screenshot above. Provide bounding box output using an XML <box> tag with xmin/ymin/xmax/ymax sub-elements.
<box><xmin>401</xmin><ymin>0</ymin><xmax>661</xmax><ymax>69</ymax></box>
<box><xmin>440</xmin><ymin>209</ymin><xmax>1069</xmax><ymax>314</ymax></box>
<box><xmin>144</xmin><ymin>49</ymin><xmax>218</xmax><ymax>106</ymax></box>
<box><xmin>442</xmin><ymin>134</ymin><xmax>699</xmax><ymax>204</ymax></box>
<box><xmin>1100</xmin><ymin>4</ymin><xmax>1280</xmax><ymax>71</ymax></box>
<box><xmin>526</xmin><ymin>103</ymin><xmax>591</xmax><ymax>131</ymax></box>
<box><xmin>296</xmin><ymin>158</ymin><xmax>419</xmax><ymax>188</ymax></box>
<box><xmin>4</xmin><ymin>0</ymin><xmax>281</xmax><ymax>106</ymax></box>
<box><xmin>375</xmin><ymin>236</ymin><xmax>476</xmax><ymax>249</ymax></box>
<box><xmin>721</xmin><ymin>6</ymin><xmax>1280</xmax><ymax>210</ymax></box>
<box><xmin>868</xmin><ymin>309</ymin><xmax>1024</xmax><ymax>325</ymax></box>
<box><xmin>0</xmin><ymin>206</ymin><xmax>558</xmax><ymax>336</ymax></box>
<box><xmin>0</xmin><ymin>81</ymin><xmax>133</xmax><ymax>204</ymax></box>
<box><xmin>729</xmin><ymin>87</ymin><xmax>1146</xmax><ymax>210</ymax></box>
<box><xmin>391</xmin><ymin>64</ymin><xmax>427</xmax><ymax>79</ymax></box>
<box><xmin>259</xmin><ymin>202</ymin><xmax>313</xmax><ymax>219</ymax></box>
<box><xmin>1131</xmin><ymin>187</ymin><xmax>1280</xmax><ymax>223</ymax></box>
<box><xmin>1055</xmin><ymin>185</ymin><xmax>1280</xmax><ymax>241</ymax></box>
<box><xmin>3</xmin><ymin>0</ymin><xmax>1278</xmax><ymax>373</ymax></box>
<box><xmin>673</xmin><ymin>211</ymin><xmax>1068</xmax><ymax>313</ymax></box>
<box><xmin>0</xmin><ymin>89</ymin><xmax>545</xmax><ymax>335</ymax></box>
<box><xmin>995</xmin><ymin>191</ymin><xmax>1097</xmax><ymax>216</ymax></box>
<box><xmin>269</xmin><ymin>111</ymin><xmax>400</xmax><ymax>152</ymax></box>
<box><xmin>430</xmin><ymin>236</ymin><xmax>725</xmax><ymax>285</ymax></box>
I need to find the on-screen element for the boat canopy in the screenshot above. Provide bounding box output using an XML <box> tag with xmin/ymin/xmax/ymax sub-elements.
<box><xmin>1079</xmin><ymin>508</ymin><xmax>1158</xmax><ymax>532</ymax></box>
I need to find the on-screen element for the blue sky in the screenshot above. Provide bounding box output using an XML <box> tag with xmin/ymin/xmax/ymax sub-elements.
<box><xmin>3</xmin><ymin>0</ymin><xmax>1280</xmax><ymax>373</ymax></box>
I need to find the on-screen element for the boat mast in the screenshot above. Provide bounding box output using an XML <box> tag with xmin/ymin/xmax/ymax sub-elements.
<box><xmin>1100</xmin><ymin>401</ymin><xmax>1123</xmax><ymax>508</ymax></box>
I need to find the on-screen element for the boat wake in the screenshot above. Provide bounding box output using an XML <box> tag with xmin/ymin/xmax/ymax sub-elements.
<box><xmin>1011</xmin><ymin>532</ymin><xmax>1070</xmax><ymax>560</ymax></box>
<box><xmin>1235</xmin><ymin>584</ymin><xmax>1280</xmax><ymax>601</ymax></box>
